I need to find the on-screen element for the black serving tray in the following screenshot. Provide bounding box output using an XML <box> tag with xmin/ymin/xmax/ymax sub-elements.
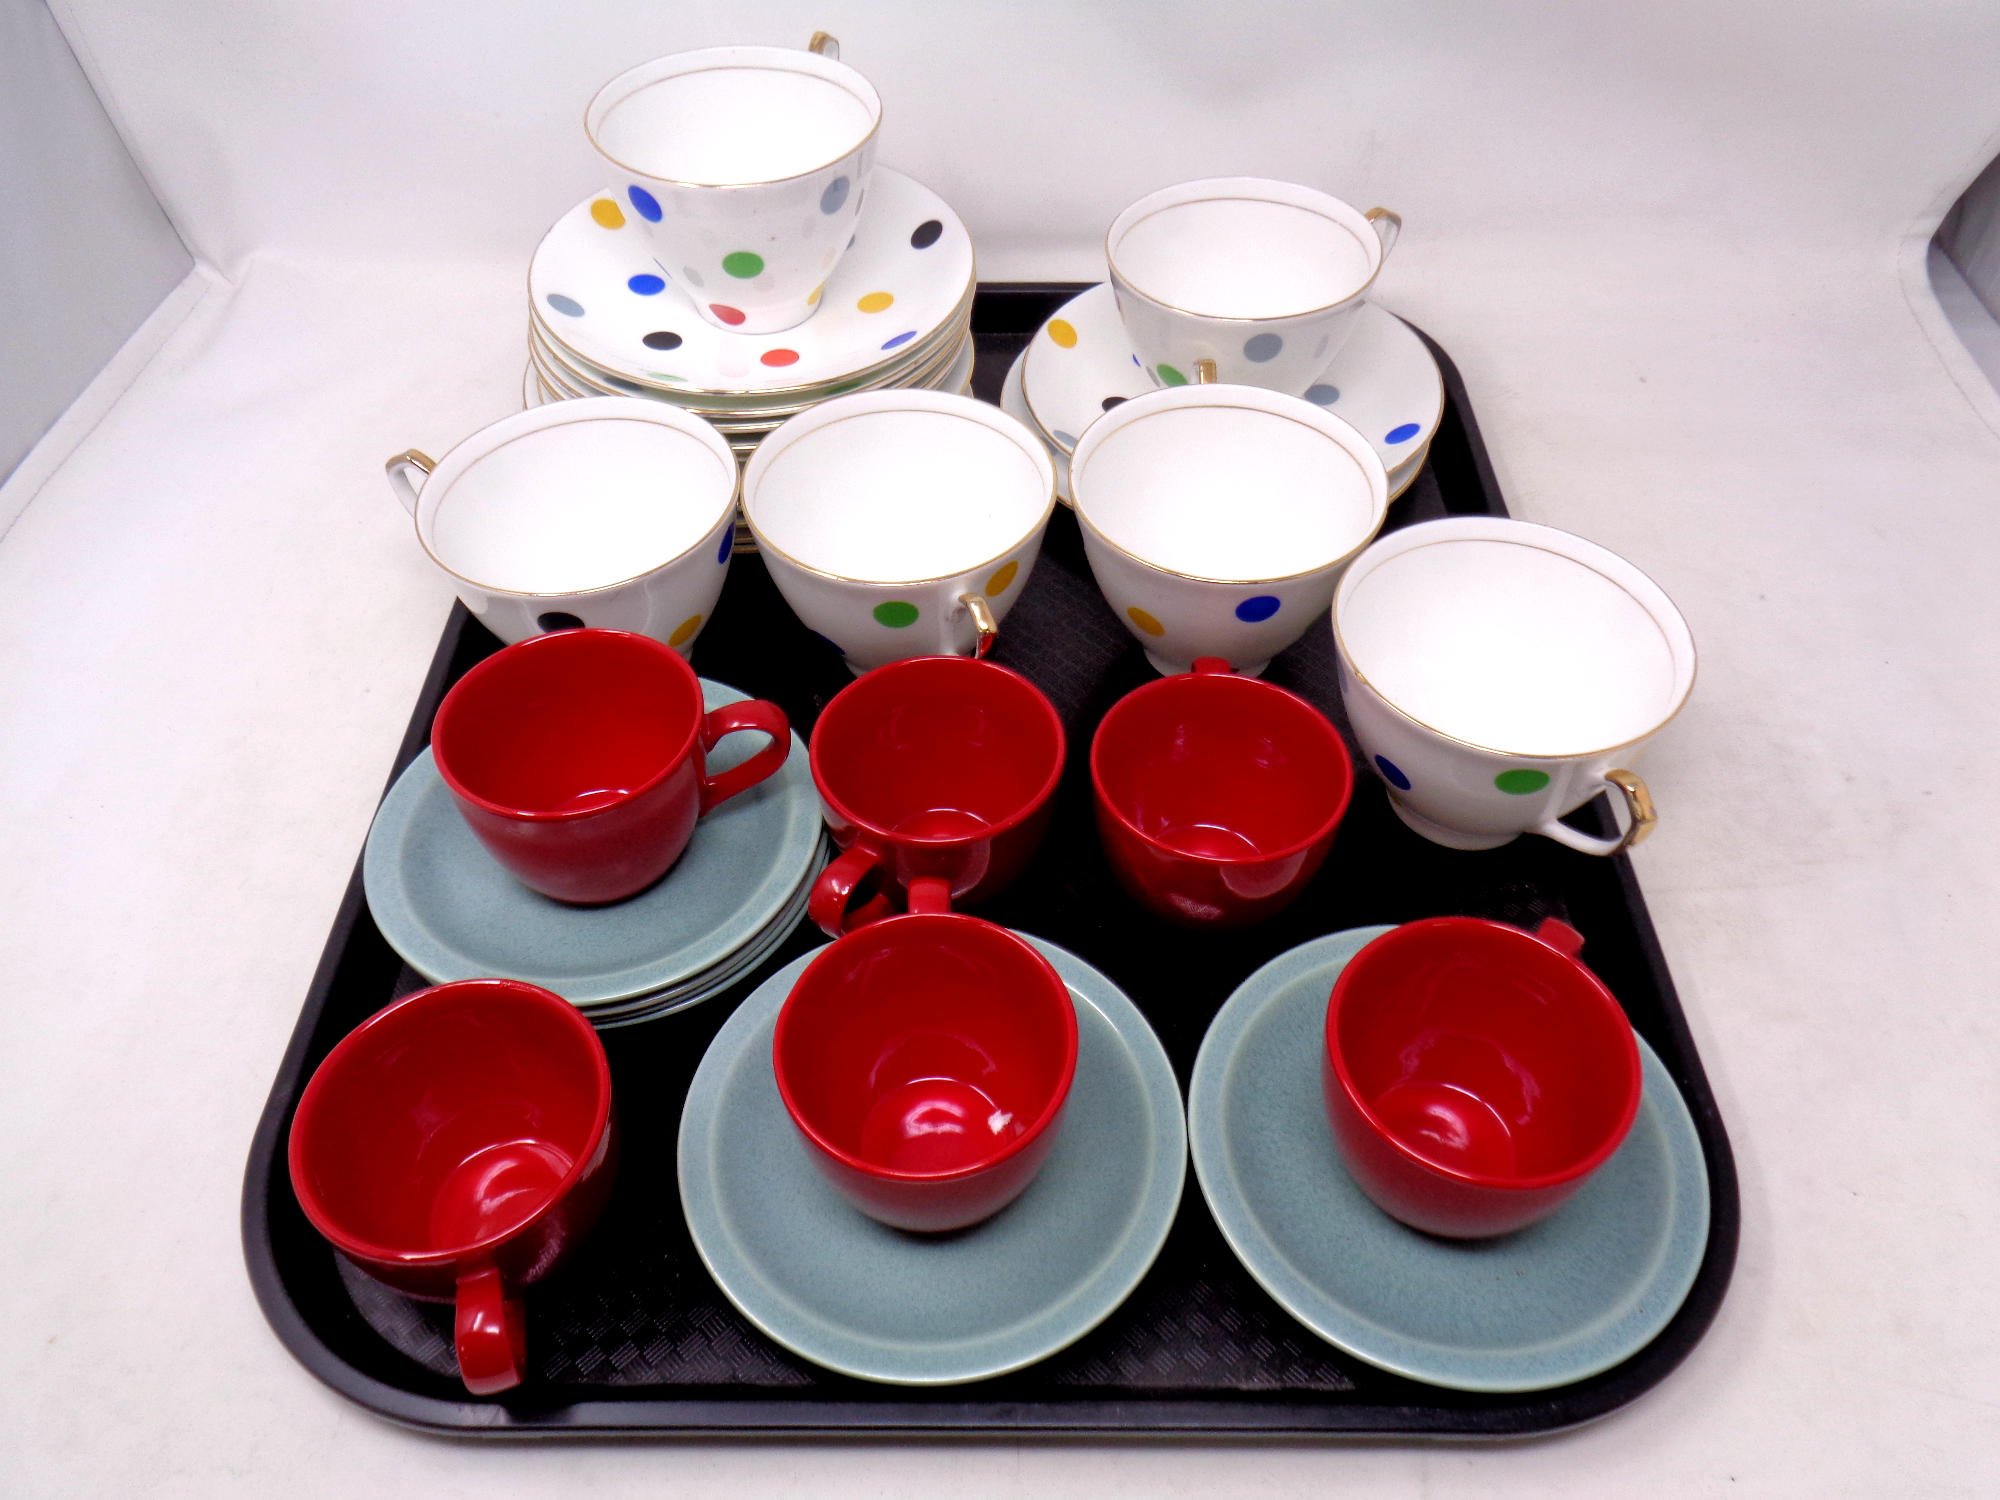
<box><xmin>242</xmin><ymin>284</ymin><xmax>1737</xmax><ymax>1438</ymax></box>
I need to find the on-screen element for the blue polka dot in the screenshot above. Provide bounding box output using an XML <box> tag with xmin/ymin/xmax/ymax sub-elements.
<box><xmin>716</xmin><ymin>528</ymin><xmax>734</xmax><ymax>564</ymax></box>
<box><xmin>1132</xmin><ymin>353</ymin><xmax>1143</xmax><ymax>368</ymax></box>
<box><xmin>820</xmin><ymin>176</ymin><xmax>850</xmax><ymax>215</ymax></box>
<box><xmin>1234</xmin><ymin>595</ymin><xmax>1281</xmax><ymax>623</ymax></box>
<box><xmin>1243</xmin><ymin>332</ymin><xmax>1283</xmax><ymax>362</ymax></box>
<box><xmin>627</xmin><ymin>274</ymin><xmax>666</xmax><ymax>296</ymax></box>
<box><xmin>1051</xmin><ymin>430</ymin><xmax>1078</xmax><ymax>447</ymax></box>
<box><xmin>545</xmin><ymin>293</ymin><xmax>584</xmax><ymax>318</ymax></box>
<box><xmin>1386</xmin><ymin>422</ymin><xmax>1422</xmax><ymax>444</ymax></box>
<box><xmin>1305</xmin><ymin>384</ymin><xmax>1340</xmax><ymax>405</ymax></box>
<box><xmin>1375</xmin><ymin>755</ymin><xmax>1412</xmax><ymax>791</ymax></box>
<box><xmin>881</xmin><ymin>330</ymin><xmax>917</xmax><ymax>350</ymax></box>
<box><xmin>627</xmin><ymin>185</ymin><xmax>662</xmax><ymax>222</ymax></box>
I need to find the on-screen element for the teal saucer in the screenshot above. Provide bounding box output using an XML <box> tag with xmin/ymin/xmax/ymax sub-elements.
<box><xmin>362</xmin><ymin>680</ymin><xmax>822</xmax><ymax>1008</ymax></box>
<box><xmin>678</xmin><ymin>936</ymin><xmax>1186</xmax><ymax>1384</ymax></box>
<box><xmin>1188</xmin><ymin>926</ymin><xmax>1709</xmax><ymax>1393</ymax></box>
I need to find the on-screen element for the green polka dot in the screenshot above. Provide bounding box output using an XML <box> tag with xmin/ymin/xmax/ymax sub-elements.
<box><xmin>1494</xmin><ymin>768</ymin><xmax>1551</xmax><ymax>795</ymax></box>
<box><xmin>1156</xmin><ymin>363</ymin><xmax>1189</xmax><ymax>386</ymax></box>
<box><xmin>873</xmin><ymin>601</ymin><xmax>920</xmax><ymax>628</ymax></box>
<box><xmin>722</xmin><ymin>251</ymin><xmax>765</xmax><ymax>279</ymax></box>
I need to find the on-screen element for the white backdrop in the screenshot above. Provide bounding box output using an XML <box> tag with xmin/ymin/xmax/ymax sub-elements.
<box><xmin>7</xmin><ymin>3</ymin><xmax>2000</xmax><ymax>1496</ymax></box>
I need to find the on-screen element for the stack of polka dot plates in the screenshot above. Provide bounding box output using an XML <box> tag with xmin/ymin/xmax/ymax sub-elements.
<box><xmin>1002</xmin><ymin>284</ymin><xmax>1444</xmax><ymax>506</ymax></box>
<box><xmin>525</xmin><ymin>166</ymin><xmax>976</xmax><ymax>461</ymax></box>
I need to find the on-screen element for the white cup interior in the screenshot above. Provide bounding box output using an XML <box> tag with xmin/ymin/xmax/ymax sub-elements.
<box><xmin>591</xmin><ymin>52</ymin><xmax>879</xmax><ymax>185</ymax></box>
<box><xmin>424</xmin><ymin>416</ymin><xmax>735</xmax><ymax>595</ymax></box>
<box><xmin>1339</xmin><ymin>531</ymin><xmax>1694</xmax><ymax>755</ymax></box>
<box><xmin>747</xmin><ymin>400</ymin><xmax>1052</xmax><ymax>581</ymax></box>
<box><xmin>1111</xmin><ymin>184</ymin><xmax>1377</xmax><ymax>319</ymax></box>
<box><xmin>1074</xmin><ymin>397</ymin><xmax>1382</xmax><ymax>580</ymax></box>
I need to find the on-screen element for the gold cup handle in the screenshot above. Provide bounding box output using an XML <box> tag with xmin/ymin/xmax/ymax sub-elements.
<box><xmin>960</xmin><ymin>593</ymin><xmax>998</xmax><ymax>659</ymax></box>
<box><xmin>385</xmin><ymin>449</ymin><xmax>436</xmax><ymax>517</ymax></box>
<box><xmin>1537</xmin><ymin>768</ymin><xmax>1657</xmax><ymax>856</ymax></box>
<box><xmin>1195</xmin><ymin>358</ymin><xmax>1218</xmax><ymax>384</ymax></box>
<box><xmin>808</xmin><ymin>31</ymin><xmax>840</xmax><ymax>59</ymax></box>
<box><xmin>1364</xmin><ymin>206</ymin><xmax>1402</xmax><ymax>262</ymax></box>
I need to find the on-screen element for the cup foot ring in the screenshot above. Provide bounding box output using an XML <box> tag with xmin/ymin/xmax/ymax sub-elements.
<box><xmin>1387</xmin><ymin>799</ymin><xmax>1518</xmax><ymax>851</ymax></box>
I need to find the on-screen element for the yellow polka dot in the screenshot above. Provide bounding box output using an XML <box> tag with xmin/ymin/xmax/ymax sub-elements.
<box><xmin>807</xmin><ymin>282</ymin><xmax>825</xmax><ymax>307</ymax></box>
<box><xmin>984</xmin><ymin>560</ymin><xmax>1019</xmax><ymax>595</ymax></box>
<box><xmin>668</xmin><ymin>614</ymin><xmax>703</xmax><ymax>648</ymax></box>
<box><xmin>1047</xmin><ymin>319</ymin><xmax>1078</xmax><ymax>348</ymax></box>
<box><xmin>857</xmin><ymin>290</ymin><xmax>894</xmax><ymax>313</ymax></box>
<box><xmin>590</xmin><ymin>198</ymin><xmax>625</xmax><ymax>230</ymax></box>
<box><xmin>1126</xmin><ymin>606</ymin><xmax>1165</xmax><ymax>637</ymax></box>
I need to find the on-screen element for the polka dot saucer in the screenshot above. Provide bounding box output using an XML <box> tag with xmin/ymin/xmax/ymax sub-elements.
<box><xmin>529</xmin><ymin>166</ymin><xmax>974</xmax><ymax>403</ymax></box>
<box><xmin>1019</xmin><ymin>284</ymin><xmax>1443</xmax><ymax>483</ymax></box>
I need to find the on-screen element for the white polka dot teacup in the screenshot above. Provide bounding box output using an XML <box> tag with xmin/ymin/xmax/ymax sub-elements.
<box><xmin>1069</xmin><ymin>382</ymin><xmax>1388</xmax><ymax>677</ymax></box>
<box><xmin>385</xmin><ymin>397</ymin><xmax>739</xmax><ymax>652</ymax></box>
<box><xmin>742</xmin><ymin>391</ymin><xmax>1057</xmax><ymax>672</ymax></box>
<box><xmin>1107</xmin><ymin>177</ymin><xmax>1400</xmax><ymax>397</ymax></box>
<box><xmin>585</xmin><ymin>36</ymin><xmax>880</xmax><ymax>336</ymax></box>
<box><xmin>1333</xmin><ymin>518</ymin><xmax>1697</xmax><ymax>855</ymax></box>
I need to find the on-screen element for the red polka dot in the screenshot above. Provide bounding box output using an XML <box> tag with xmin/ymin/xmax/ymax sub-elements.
<box><xmin>709</xmin><ymin>304</ymin><xmax>746</xmax><ymax>326</ymax></box>
<box><xmin>761</xmin><ymin>348</ymin><xmax>800</xmax><ymax>367</ymax></box>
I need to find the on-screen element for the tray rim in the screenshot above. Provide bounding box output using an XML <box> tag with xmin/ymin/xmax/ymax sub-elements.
<box><xmin>241</xmin><ymin>282</ymin><xmax>1740</xmax><ymax>1439</ymax></box>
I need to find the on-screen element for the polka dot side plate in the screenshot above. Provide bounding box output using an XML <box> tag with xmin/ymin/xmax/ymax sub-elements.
<box><xmin>1020</xmin><ymin>283</ymin><xmax>1444</xmax><ymax>473</ymax></box>
<box><xmin>529</xmin><ymin>166</ymin><xmax>974</xmax><ymax>398</ymax></box>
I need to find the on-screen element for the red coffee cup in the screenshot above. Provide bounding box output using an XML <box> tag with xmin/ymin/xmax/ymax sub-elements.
<box><xmin>287</xmin><ymin>979</ymin><xmax>616</xmax><ymax>1394</ymax></box>
<box><xmin>1090</xmin><ymin>658</ymin><xmax>1354</xmax><ymax>928</ymax></box>
<box><xmin>774</xmin><ymin>878</ymin><xmax>1079</xmax><ymax>1232</ymax></box>
<box><xmin>807</xmin><ymin>655</ymin><xmax>1064</xmax><ymax>937</ymax></box>
<box><xmin>431</xmin><ymin>628</ymin><xmax>789</xmax><ymax>904</ymax></box>
<box><xmin>1322</xmin><ymin>917</ymin><xmax>1643</xmax><ymax>1238</ymax></box>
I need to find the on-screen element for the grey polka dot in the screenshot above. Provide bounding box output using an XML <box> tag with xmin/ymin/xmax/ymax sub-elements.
<box><xmin>1305</xmin><ymin>384</ymin><xmax>1340</xmax><ymax>405</ymax></box>
<box><xmin>1313</xmin><ymin>334</ymin><xmax>1332</xmax><ymax>359</ymax></box>
<box><xmin>1243</xmin><ymin>332</ymin><xmax>1283</xmax><ymax>362</ymax></box>
<box><xmin>681</xmin><ymin>266</ymin><xmax>706</xmax><ymax>289</ymax></box>
<box><xmin>545</xmin><ymin>293</ymin><xmax>584</xmax><ymax>318</ymax></box>
<box><xmin>820</xmin><ymin>176</ymin><xmax>850</xmax><ymax>215</ymax></box>
<box><xmin>1052</xmin><ymin>430</ymin><xmax>1079</xmax><ymax>447</ymax></box>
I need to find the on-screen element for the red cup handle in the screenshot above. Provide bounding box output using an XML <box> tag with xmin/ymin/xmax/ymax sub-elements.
<box><xmin>454</xmin><ymin>1264</ymin><xmax>526</xmax><ymax>1396</ymax></box>
<box><xmin>1533</xmin><ymin>917</ymin><xmax>1585</xmax><ymax>958</ymax></box>
<box><xmin>699</xmin><ymin>700</ymin><xmax>791</xmax><ymax>812</ymax></box>
<box><xmin>1191</xmin><ymin>657</ymin><xmax>1233</xmax><ymax>675</ymax></box>
<box><xmin>808</xmin><ymin>843</ymin><xmax>900</xmax><ymax>935</ymax></box>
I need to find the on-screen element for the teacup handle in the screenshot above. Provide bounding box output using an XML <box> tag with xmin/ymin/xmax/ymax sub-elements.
<box><xmin>808</xmin><ymin>31</ymin><xmax>839</xmax><ymax>59</ymax></box>
<box><xmin>1535</xmin><ymin>768</ymin><xmax>1656</xmax><ymax>857</ymax></box>
<box><xmin>808</xmin><ymin>843</ymin><xmax>901</xmax><ymax>936</ymax></box>
<box><xmin>1191</xmin><ymin>656</ymin><xmax>1233</xmax><ymax>675</ymax></box>
<box><xmin>697</xmin><ymin>700</ymin><xmax>791</xmax><ymax>812</ymax></box>
<box><xmin>1365</xmin><ymin>207</ymin><xmax>1402</xmax><ymax>262</ymax></box>
<box><xmin>385</xmin><ymin>449</ymin><xmax>436</xmax><ymax>516</ymax></box>
<box><xmin>454</xmin><ymin>1264</ymin><xmax>526</xmax><ymax>1396</ymax></box>
<box><xmin>957</xmin><ymin>593</ymin><xmax>999</xmax><ymax>659</ymax></box>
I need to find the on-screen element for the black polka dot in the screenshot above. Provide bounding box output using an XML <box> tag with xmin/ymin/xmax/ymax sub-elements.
<box><xmin>536</xmin><ymin>612</ymin><xmax>585</xmax><ymax>632</ymax></box>
<box><xmin>642</xmin><ymin>331</ymin><xmax>683</xmax><ymax>351</ymax></box>
<box><xmin>1101</xmin><ymin>396</ymin><xmax>1127</xmax><ymax>411</ymax></box>
<box><xmin>910</xmin><ymin>219</ymin><xmax>943</xmax><ymax>249</ymax></box>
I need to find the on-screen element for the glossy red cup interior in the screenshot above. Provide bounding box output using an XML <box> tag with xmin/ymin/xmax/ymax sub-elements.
<box><xmin>1091</xmin><ymin>658</ymin><xmax>1353</xmax><ymax>927</ymax></box>
<box><xmin>808</xmin><ymin>655</ymin><xmax>1065</xmax><ymax>936</ymax></box>
<box><xmin>432</xmin><ymin>628</ymin><xmax>788</xmax><ymax>904</ymax></box>
<box><xmin>1323</xmin><ymin>917</ymin><xmax>1642</xmax><ymax>1238</ymax></box>
<box><xmin>287</xmin><ymin>978</ymin><xmax>616</xmax><ymax>1394</ymax></box>
<box><xmin>774</xmin><ymin>878</ymin><xmax>1079</xmax><ymax>1231</ymax></box>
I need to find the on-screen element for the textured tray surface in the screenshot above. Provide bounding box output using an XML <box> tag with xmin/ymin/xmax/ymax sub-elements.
<box><xmin>242</xmin><ymin>285</ymin><xmax>1737</xmax><ymax>1437</ymax></box>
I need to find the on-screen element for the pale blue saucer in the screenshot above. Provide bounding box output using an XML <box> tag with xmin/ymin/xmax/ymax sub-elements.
<box><xmin>362</xmin><ymin>680</ymin><xmax>821</xmax><ymax>1008</ymax></box>
<box><xmin>1188</xmin><ymin>926</ymin><xmax>1710</xmax><ymax>1393</ymax></box>
<box><xmin>678</xmin><ymin>936</ymin><xmax>1186</xmax><ymax>1384</ymax></box>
